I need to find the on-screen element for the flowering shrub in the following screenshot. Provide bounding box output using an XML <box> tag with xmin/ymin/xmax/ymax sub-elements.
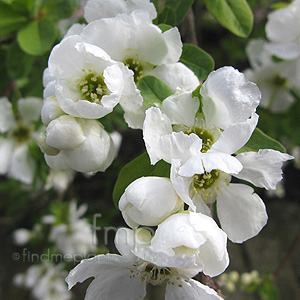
<box><xmin>1</xmin><ymin>0</ymin><xmax>298</xmax><ymax>300</ymax></box>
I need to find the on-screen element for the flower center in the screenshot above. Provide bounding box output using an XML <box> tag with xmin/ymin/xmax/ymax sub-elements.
<box><xmin>142</xmin><ymin>264</ymin><xmax>171</xmax><ymax>285</ymax></box>
<box><xmin>79</xmin><ymin>73</ymin><xmax>108</xmax><ymax>103</ymax></box>
<box><xmin>185</xmin><ymin>127</ymin><xmax>214</xmax><ymax>153</ymax></box>
<box><xmin>11</xmin><ymin>123</ymin><xmax>32</xmax><ymax>144</ymax></box>
<box><xmin>193</xmin><ymin>169</ymin><xmax>220</xmax><ymax>191</ymax></box>
<box><xmin>124</xmin><ymin>58</ymin><xmax>144</xmax><ymax>82</ymax></box>
<box><xmin>272</xmin><ymin>74</ymin><xmax>288</xmax><ymax>87</ymax></box>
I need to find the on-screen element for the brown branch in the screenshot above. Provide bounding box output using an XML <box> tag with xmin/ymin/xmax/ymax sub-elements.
<box><xmin>180</xmin><ymin>7</ymin><xmax>198</xmax><ymax>46</ymax></box>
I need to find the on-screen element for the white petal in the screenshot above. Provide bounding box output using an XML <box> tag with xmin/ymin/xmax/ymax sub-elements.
<box><xmin>18</xmin><ymin>97</ymin><xmax>43</xmax><ymax>123</ymax></box>
<box><xmin>246</xmin><ymin>38</ymin><xmax>272</xmax><ymax>69</ymax></box>
<box><xmin>43</xmin><ymin>68</ymin><xmax>55</xmax><ymax>87</ymax></box>
<box><xmin>178</xmin><ymin>152</ymin><xmax>243</xmax><ymax>177</ymax></box>
<box><xmin>266</xmin><ymin>4</ymin><xmax>300</xmax><ymax>44</ymax></box>
<box><xmin>143</xmin><ymin>107</ymin><xmax>202</xmax><ymax>164</ymax></box>
<box><xmin>44</xmin><ymin>152</ymin><xmax>69</xmax><ymax>170</ymax></box>
<box><xmin>166</xmin><ymin>279</ymin><xmax>224</xmax><ymax>300</ymax></box>
<box><xmin>64</xmin><ymin>23</ymin><xmax>86</xmax><ymax>38</ymax></box>
<box><xmin>119</xmin><ymin>176</ymin><xmax>183</xmax><ymax>227</ymax></box>
<box><xmin>0</xmin><ymin>138</ymin><xmax>14</xmax><ymax>174</ymax></box>
<box><xmin>118</xmin><ymin>63</ymin><xmax>143</xmax><ymax>112</ymax></box>
<box><xmin>235</xmin><ymin>149</ymin><xmax>293</xmax><ymax>190</ymax></box>
<box><xmin>161</xmin><ymin>27</ymin><xmax>182</xmax><ymax>64</ymax></box>
<box><xmin>84</xmin><ymin>0</ymin><xmax>157</xmax><ymax>23</ymax></box>
<box><xmin>61</xmin><ymin>120</ymin><xmax>114</xmax><ymax>173</ymax></box>
<box><xmin>8</xmin><ymin>144</ymin><xmax>35</xmax><ymax>184</ymax></box>
<box><xmin>210</xmin><ymin>113</ymin><xmax>259</xmax><ymax>154</ymax></box>
<box><xmin>123</xmin><ymin>105</ymin><xmax>147</xmax><ymax>129</ymax></box>
<box><xmin>147</xmin><ymin>63</ymin><xmax>199</xmax><ymax>92</ymax></box>
<box><xmin>46</xmin><ymin>115</ymin><xmax>86</xmax><ymax>150</ymax></box>
<box><xmin>171</xmin><ymin>159</ymin><xmax>196</xmax><ymax>210</ymax></box>
<box><xmin>161</xmin><ymin>91</ymin><xmax>199</xmax><ymax>127</ymax></box>
<box><xmin>134</xmin><ymin>246</ymin><xmax>198</xmax><ymax>270</ymax></box>
<box><xmin>201</xmin><ymin>66</ymin><xmax>261</xmax><ymax>129</ymax></box>
<box><xmin>66</xmin><ymin>254</ymin><xmax>146</xmax><ymax>300</ymax></box>
<box><xmin>217</xmin><ymin>183</ymin><xmax>268</xmax><ymax>243</ymax></box>
<box><xmin>0</xmin><ymin>97</ymin><xmax>15</xmax><ymax>133</ymax></box>
<box><xmin>264</xmin><ymin>42</ymin><xmax>300</xmax><ymax>60</ymax></box>
<box><xmin>49</xmin><ymin>35</ymin><xmax>86</xmax><ymax>79</ymax></box>
<box><xmin>81</xmin><ymin>18</ymin><xmax>131</xmax><ymax>62</ymax></box>
<box><xmin>151</xmin><ymin>213</ymin><xmax>207</xmax><ymax>250</ymax></box>
<box><xmin>41</xmin><ymin>96</ymin><xmax>65</xmax><ymax>126</ymax></box>
<box><xmin>110</xmin><ymin>131</ymin><xmax>122</xmax><ymax>158</ymax></box>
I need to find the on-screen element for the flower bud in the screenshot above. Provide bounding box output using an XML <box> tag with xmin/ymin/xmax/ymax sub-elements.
<box><xmin>119</xmin><ymin>176</ymin><xmax>183</xmax><ymax>228</ymax></box>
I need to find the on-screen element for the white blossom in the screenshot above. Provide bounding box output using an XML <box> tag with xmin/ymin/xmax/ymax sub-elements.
<box><xmin>14</xmin><ymin>262</ymin><xmax>71</xmax><ymax>300</ymax></box>
<box><xmin>0</xmin><ymin>97</ymin><xmax>42</xmax><ymax>184</ymax></box>
<box><xmin>66</xmin><ymin>226</ymin><xmax>225</xmax><ymax>300</ymax></box>
<box><xmin>265</xmin><ymin>0</ymin><xmax>300</xmax><ymax>60</ymax></box>
<box><xmin>49</xmin><ymin>201</ymin><xmax>97</xmax><ymax>255</ymax></box>
<box><xmin>48</xmin><ymin>35</ymin><xmax>134</xmax><ymax>120</ymax></box>
<box><xmin>39</xmin><ymin>117</ymin><xmax>115</xmax><ymax>173</ymax></box>
<box><xmin>244</xmin><ymin>39</ymin><xmax>298</xmax><ymax>112</ymax></box>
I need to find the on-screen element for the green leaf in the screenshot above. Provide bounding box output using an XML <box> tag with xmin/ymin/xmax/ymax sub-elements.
<box><xmin>137</xmin><ymin>75</ymin><xmax>173</xmax><ymax>107</ymax></box>
<box><xmin>235</xmin><ymin>128</ymin><xmax>286</xmax><ymax>155</ymax></box>
<box><xmin>17</xmin><ymin>17</ymin><xmax>57</xmax><ymax>55</ymax></box>
<box><xmin>192</xmin><ymin>84</ymin><xmax>203</xmax><ymax>112</ymax></box>
<box><xmin>158</xmin><ymin>6</ymin><xmax>176</xmax><ymax>26</ymax></box>
<box><xmin>158</xmin><ymin>23</ymin><xmax>172</xmax><ymax>32</ymax></box>
<box><xmin>7</xmin><ymin>41</ymin><xmax>35</xmax><ymax>79</ymax></box>
<box><xmin>203</xmin><ymin>0</ymin><xmax>253</xmax><ymax>37</ymax></box>
<box><xmin>42</xmin><ymin>0</ymin><xmax>79</xmax><ymax>20</ymax></box>
<box><xmin>0</xmin><ymin>48</ymin><xmax>8</xmax><ymax>95</ymax></box>
<box><xmin>180</xmin><ymin>44</ymin><xmax>214</xmax><ymax>81</ymax></box>
<box><xmin>164</xmin><ymin>0</ymin><xmax>194</xmax><ymax>25</ymax></box>
<box><xmin>113</xmin><ymin>152</ymin><xmax>170</xmax><ymax>206</ymax></box>
<box><xmin>0</xmin><ymin>2</ymin><xmax>28</xmax><ymax>36</ymax></box>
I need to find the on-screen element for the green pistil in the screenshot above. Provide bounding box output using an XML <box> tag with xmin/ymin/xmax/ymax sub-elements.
<box><xmin>194</xmin><ymin>170</ymin><xmax>220</xmax><ymax>191</ymax></box>
<box><xmin>144</xmin><ymin>265</ymin><xmax>171</xmax><ymax>282</ymax></box>
<box><xmin>79</xmin><ymin>73</ymin><xmax>107</xmax><ymax>103</ymax></box>
<box><xmin>124</xmin><ymin>58</ymin><xmax>144</xmax><ymax>82</ymax></box>
<box><xmin>12</xmin><ymin>123</ymin><xmax>31</xmax><ymax>144</ymax></box>
<box><xmin>185</xmin><ymin>127</ymin><xmax>214</xmax><ymax>153</ymax></box>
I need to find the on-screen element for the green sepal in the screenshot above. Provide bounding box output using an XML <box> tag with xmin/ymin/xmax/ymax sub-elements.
<box><xmin>113</xmin><ymin>152</ymin><xmax>171</xmax><ymax>207</ymax></box>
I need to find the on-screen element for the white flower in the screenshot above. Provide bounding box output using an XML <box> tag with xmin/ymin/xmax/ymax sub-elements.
<box><xmin>119</xmin><ymin>176</ymin><xmax>183</xmax><ymax>227</ymax></box>
<box><xmin>49</xmin><ymin>201</ymin><xmax>97</xmax><ymax>255</ymax></box>
<box><xmin>143</xmin><ymin>66</ymin><xmax>260</xmax><ymax>165</ymax></box>
<box><xmin>13</xmin><ymin>228</ymin><xmax>31</xmax><ymax>245</ymax></box>
<box><xmin>135</xmin><ymin>212</ymin><xmax>229</xmax><ymax>277</ymax></box>
<box><xmin>78</xmin><ymin>9</ymin><xmax>185</xmax><ymax>128</ymax></box>
<box><xmin>66</xmin><ymin>226</ymin><xmax>225</xmax><ymax>300</ymax></box>
<box><xmin>265</xmin><ymin>0</ymin><xmax>300</xmax><ymax>60</ymax></box>
<box><xmin>0</xmin><ymin>97</ymin><xmax>42</xmax><ymax>184</ymax></box>
<box><xmin>48</xmin><ymin>35</ymin><xmax>134</xmax><ymax>119</ymax></box>
<box><xmin>84</xmin><ymin>0</ymin><xmax>157</xmax><ymax>23</ymax></box>
<box><xmin>244</xmin><ymin>39</ymin><xmax>297</xmax><ymax>112</ymax></box>
<box><xmin>14</xmin><ymin>262</ymin><xmax>71</xmax><ymax>300</ymax></box>
<box><xmin>45</xmin><ymin>169</ymin><xmax>75</xmax><ymax>193</ymax></box>
<box><xmin>40</xmin><ymin>117</ymin><xmax>115</xmax><ymax>173</ymax></box>
<box><xmin>171</xmin><ymin>148</ymin><xmax>293</xmax><ymax>243</ymax></box>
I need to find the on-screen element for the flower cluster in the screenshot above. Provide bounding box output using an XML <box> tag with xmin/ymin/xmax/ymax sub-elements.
<box><xmin>58</xmin><ymin>0</ymin><xmax>293</xmax><ymax>299</ymax></box>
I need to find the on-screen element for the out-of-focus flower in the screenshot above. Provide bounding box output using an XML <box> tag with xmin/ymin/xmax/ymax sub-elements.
<box><xmin>14</xmin><ymin>262</ymin><xmax>71</xmax><ymax>300</ymax></box>
<box><xmin>0</xmin><ymin>97</ymin><xmax>42</xmax><ymax>184</ymax></box>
